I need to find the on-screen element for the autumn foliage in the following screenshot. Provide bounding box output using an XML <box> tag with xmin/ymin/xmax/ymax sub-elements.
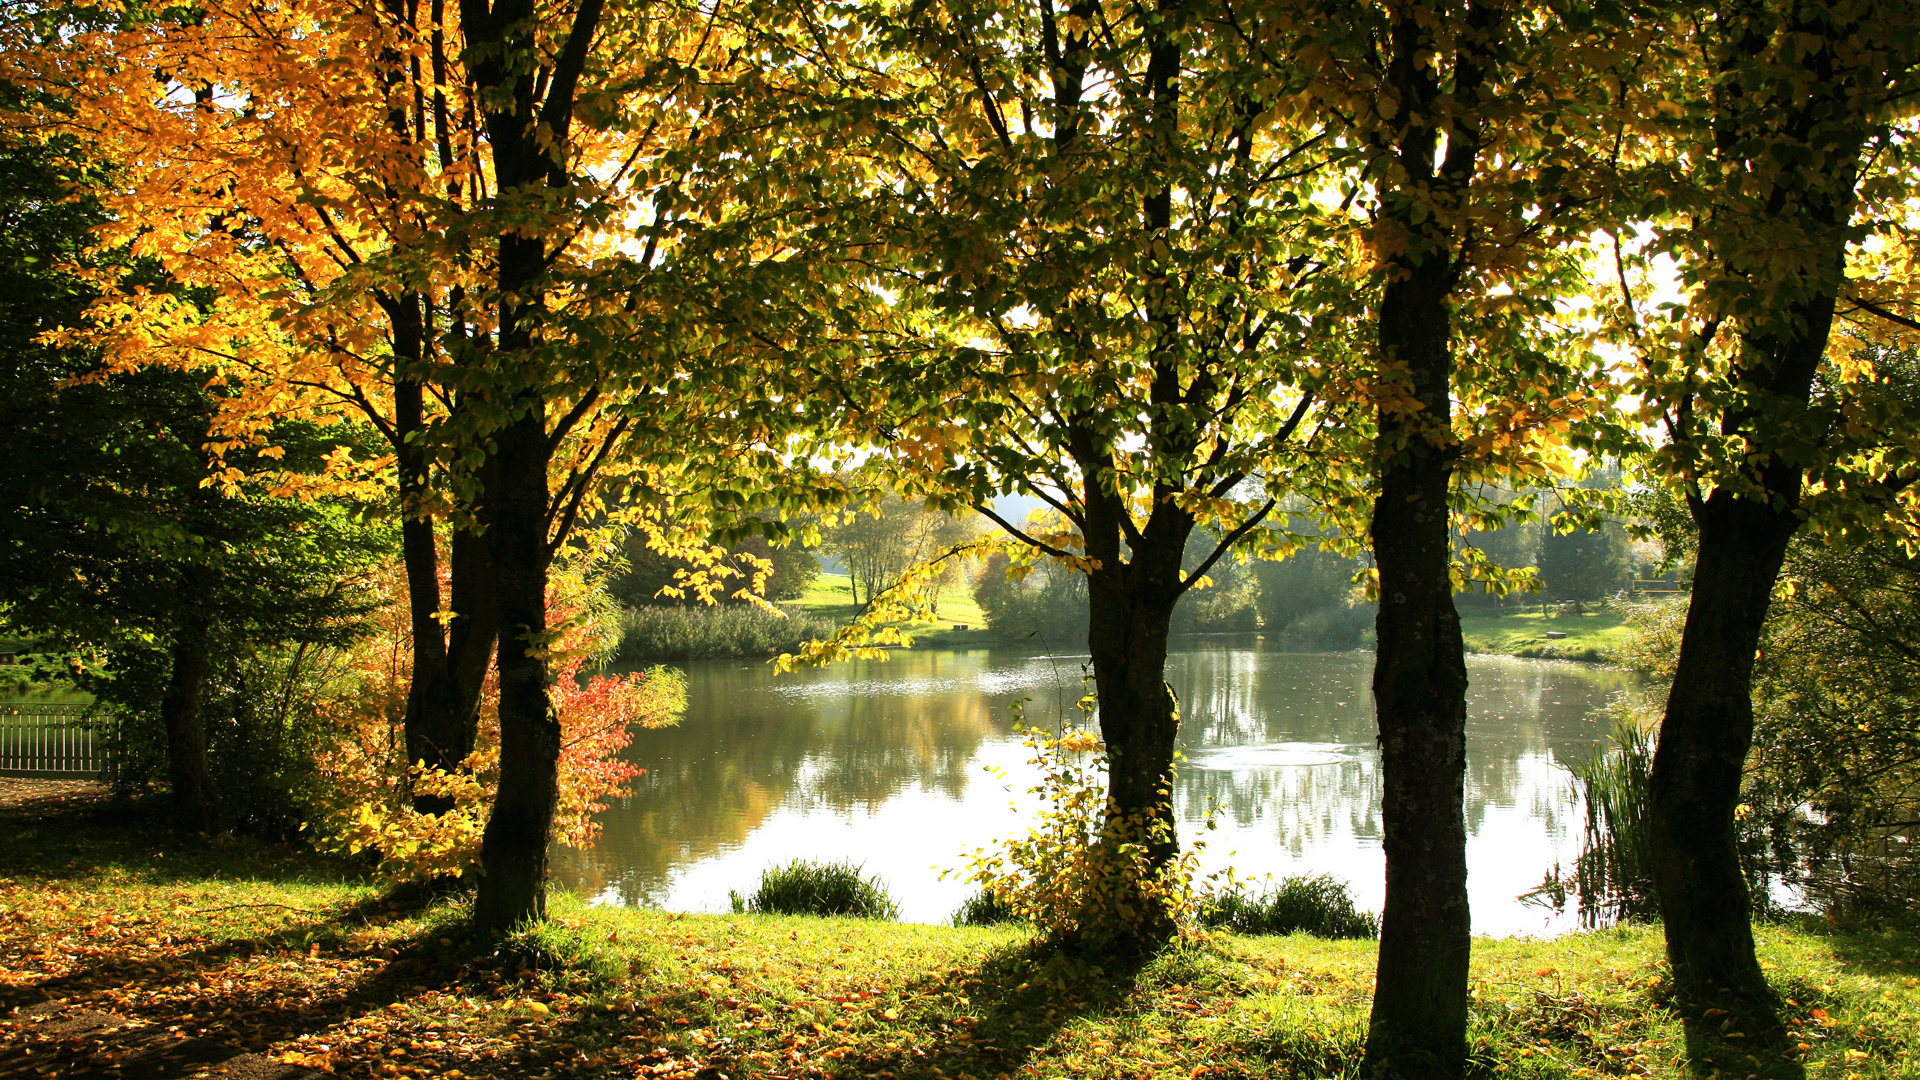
<box><xmin>310</xmin><ymin>562</ymin><xmax>682</xmax><ymax>881</ymax></box>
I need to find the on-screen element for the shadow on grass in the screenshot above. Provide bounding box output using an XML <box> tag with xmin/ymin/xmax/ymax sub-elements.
<box><xmin>1815</xmin><ymin>916</ymin><xmax>1920</xmax><ymax>981</ymax></box>
<box><xmin>556</xmin><ymin>934</ymin><xmax>1163</xmax><ymax>1080</ymax></box>
<box><xmin>1676</xmin><ymin>1013</ymin><xmax>1807</xmax><ymax>1080</ymax></box>
<box><xmin>1648</xmin><ymin>977</ymin><xmax>1807</xmax><ymax>1080</ymax></box>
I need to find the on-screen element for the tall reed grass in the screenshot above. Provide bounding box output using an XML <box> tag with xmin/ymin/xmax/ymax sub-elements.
<box><xmin>1525</xmin><ymin>706</ymin><xmax>1659</xmax><ymax>926</ymax></box>
<box><xmin>616</xmin><ymin>604</ymin><xmax>838</xmax><ymax>662</ymax></box>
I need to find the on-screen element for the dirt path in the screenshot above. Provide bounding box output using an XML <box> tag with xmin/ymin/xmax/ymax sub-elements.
<box><xmin>0</xmin><ymin>777</ymin><xmax>109</xmax><ymax>816</ymax></box>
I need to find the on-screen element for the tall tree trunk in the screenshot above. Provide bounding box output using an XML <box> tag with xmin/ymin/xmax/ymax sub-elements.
<box><xmin>394</xmin><ymin>366</ymin><xmax>464</xmax><ymax>814</ymax></box>
<box><xmin>1648</xmin><ymin>0</ymin><xmax>1865</xmax><ymax>1010</ymax></box>
<box><xmin>472</xmin><ymin>407</ymin><xmax>557</xmax><ymax>930</ymax></box>
<box><xmin>1366</xmin><ymin>415</ymin><xmax>1470</xmax><ymax>1078</ymax></box>
<box><xmin>460</xmin><ymin>0</ymin><xmax>605</xmax><ymax>930</ymax></box>
<box><xmin>1648</xmin><ymin>491</ymin><xmax>1796</xmax><ymax>1005</ymax></box>
<box><xmin>445</xmin><ymin>521</ymin><xmax>500</xmax><ymax>761</ymax></box>
<box><xmin>161</xmin><ymin>600</ymin><xmax>218</xmax><ymax>836</ymax></box>
<box><xmin>1361</xmin><ymin>7</ymin><xmax>1489</xmax><ymax>1074</ymax></box>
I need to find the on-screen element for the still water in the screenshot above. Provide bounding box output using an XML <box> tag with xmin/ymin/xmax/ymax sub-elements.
<box><xmin>552</xmin><ymin>641</ymin><xmax>1638</xmax><ymax>936</ymax></box>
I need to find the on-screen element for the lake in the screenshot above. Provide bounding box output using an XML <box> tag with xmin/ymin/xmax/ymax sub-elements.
<box><xmin>553</xmin><ymin>640</ymin><xmax>1639</xmax><ymax>936</ymax></box>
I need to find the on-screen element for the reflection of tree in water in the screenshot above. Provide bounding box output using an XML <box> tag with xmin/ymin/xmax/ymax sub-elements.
<box><xmin>1179</xmin><ymin>762</ymin><xmax>1383</xmax><ymax>856</ymax></box>
<box><xmin>553</xmin><ymin>650</ymin><xmax>1020</xmax><ymax>905</ymax></box>
<box><xmin>555</xmin><ymin>643</ymin><xmax>1642</xmax><ymax>912</ymax></box>
<box><xmin>1161</xmin><ymin>648</ymin><xmax>1636</xmax><ymax>855</ymax></box>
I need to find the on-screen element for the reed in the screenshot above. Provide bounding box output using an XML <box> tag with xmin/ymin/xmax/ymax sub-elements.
<box><xmin>616</xmin><ymin>604</ymin><xmax>839</xmax><ymax>662</ymax></box>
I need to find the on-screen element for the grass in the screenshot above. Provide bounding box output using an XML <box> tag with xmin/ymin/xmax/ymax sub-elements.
<box><xmin>1198</xmin><ymin>875</ymin><xmax>1381</xmax><ymax>940</ymax></box>
<box><xmin>729</xmin><ymin>860</ymin><xmax>901</xmax><ymax>920</ymax></box>
<box><xmin>1460</xmin><ymin>610</ymin><xmax>1636</xmax><ymax>662</ymax></box>
<box><xmin>791</xmin><ymin>573</ymin><xmax>1003</xmax><ymax>649</ymax></box>
<box><xmin>616</xmin><ymin>603</ymin><xmax>840</xmax><ymax>662</ymax></box>
<box><xmin>4</xmin><ymin>787</ymin><xmax>1918</xmax><ymax>1080</ymax></box>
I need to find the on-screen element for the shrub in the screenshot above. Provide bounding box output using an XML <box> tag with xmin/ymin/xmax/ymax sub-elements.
<box><xmin>1198</xmin><ymin>875</ymin><xmax>1379</xmax><ymax>939</ymax></box>
<box><xmin>730</xmin><ymin>860</ymin><xmax>899</xmax><ymax>919</ymax></box>
<box><xmin>951</xmin><ymin>888</ymin><xmax>1022</xmax><ymax>927</ymax></box>
<box><xmin>309</xmin><ymin>562</ymin><xmax>683</xmax><ymax>881</ymax></box>
<box><xmin>958</xmin><ymin>710</ymin><xmax>1205</xmax><ymax>954</ymax></box>
<box><xmin>616</xmin><ymin>603</ymin><xmax>838</xmax><ymax>662</ymax></box>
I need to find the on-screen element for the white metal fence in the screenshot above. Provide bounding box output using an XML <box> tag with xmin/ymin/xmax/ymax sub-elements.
<box><xmin>0</xmin><ymin>703</ymin><xmax>111</xmax><ymax>778</ymax></box>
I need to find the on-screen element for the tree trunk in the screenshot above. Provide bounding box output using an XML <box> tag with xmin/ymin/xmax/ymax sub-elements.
<box><xmin>1360</xmin><ymin>9</ymin><xmax>1487</xmax><ymax>1071</ymax></box>
<box><xmin>1363</xmin><ymin>266</ymin><xmax>1472</xmax><ymax>1080</ymax></box>
<box><xmin>445</xmin><ymin>521</ymin><xmax>500</xmax><ymax>761</ymax></box>
<box><xmin>1082</xmin><ymin>565</ymin><xmax>1182</xmax><ymax>951</ymax></box>
<box><xmin>394</xmin><ymin>369</ymin><xmax>465</xmax><ymax>814</ymax></box>
<box><xmin>1648</xmin><ymin>490</ymin><xmax>1796</xmax><ymax>1005</ymax></box>
<box><xmin>459</xmin><ymin>0</ymin><xmax>606</xmax><ymax>930</ymax></box>
<box><xmin>160</xmin><ymin>603</ymin><xmax>218</xmax><ymax>836</ymax></box>
<box><xmin>471</xmin><ymin>406</ymin><xmax>557</xmax><ymax>930</ymax></box>
<box><xmin>1645</xmin><ymin>2</ymin><xmax>1865</xmax><ymax>1012</ymax></box>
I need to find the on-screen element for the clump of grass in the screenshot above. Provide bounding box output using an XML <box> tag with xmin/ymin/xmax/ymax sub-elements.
<box><xmin>1199</xmin><ymin>875</ymin><xmax>1379</xmax><ymax>939</ymax></box>
<box><xmin>730</xmin><ymin>859</ymin><xmax>899</xmax><ymax>920</ymax></box>
<box><xmin>951</xmin><ymin>889</ymin><xmax>1022</xmax><ymax>927</ymax></box>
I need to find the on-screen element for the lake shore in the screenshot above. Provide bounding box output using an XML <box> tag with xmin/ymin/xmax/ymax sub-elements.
<box><xmin>4</xmin><ymin>783</ymin><xmax>1911</xmax><ymax>1080</ymax></box>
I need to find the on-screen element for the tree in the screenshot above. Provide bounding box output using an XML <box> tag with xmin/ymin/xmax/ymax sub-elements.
<box><xmin>15</xmin><ymin>0</ymin><xmax>505</xmax><ymax>814</ymax></box>
<box><xmin>1538</xmin><ymin>513</ymin><xmax>1630</xmax><ymax>611</ymax></box>
<box><xmin>452</xmin><ymin>0</ymin><xmax>835</xmax><ymax>930</ymax></box>
<box><xmin>820</xmin><ymin>496</ymin><xmax>976</xmax><ymax>611</ymax></box>
<box><xmin>1609</xmin><ymin>0</ymin><xmax>1920</xmax><ymax>1008</ymax></box>
<box><xmin>1287</xmin><ymin>0</ymin><xmax>1626</xmax><ymax>1069</ymax></box>
<box><xmin>610</xmin><ymin>526</ymin><xmax>820</xmax><ymax>607</ymax></box>
<box><xmin>0</xmin><ymin>107</ymin><xmax>383</xmax><ymax>835</ymax></box>
<box><xmin>759</xmin><ymin>0</ymin><xmax>1361</xmax><ymax>954</ymax></box>
<box><xmin>973</xmin><ymin>550</ymin><xmax>1090</xmax><ymax>648</ymax></box>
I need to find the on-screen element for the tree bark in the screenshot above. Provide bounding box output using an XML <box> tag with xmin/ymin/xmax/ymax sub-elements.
<box><xmin>1360</xmin><ymin>6</ymin><xmax>1489</xmax><ymax>1075</ymax></box>
<box><xmin>1649</xmin><ymin>490</ymin><xmax>1797</xmax><ymax>1005</ymax></box>
<box><xmin>1082</xmin><ymin>561</ymin><xmax>1183</xmax><ymax>950</ymax></box>
<box><xmin>1648</xmin><ymin>0</ymin><xmax>1865</xmax><ymax>1011</ymax></box>
<box><xmin>160</xmin><ymin>601</ymin><xmax>218</xmax><ymax>836</ymax></box>
<box><xmin>471</xmin><ymin>407</ymin><xmax>557</xmax><ymax>930</ymax></box>
<box><xmin>445</xmin><ymin>521</ymin><xmax>499</xmax><ymax>761</ymax></box>
<box><xmin>461</xmin><ymin>0</ymin><xmax>605</xmax><ymax>930</ymax></box>
<box><xmin>393</xmin><ymin>366</ymin><xmax>464</xmax><ymax>814</ymax></box>
<box><xmin>1363</xmin><ymin>254</ymin><xmax>1473</xmax><ymax>1080</ymax></box>
<box><xmin>1367</xmin><ymin>425</ymin><xmax>1471</xmax><ymax>1079</ymax></box>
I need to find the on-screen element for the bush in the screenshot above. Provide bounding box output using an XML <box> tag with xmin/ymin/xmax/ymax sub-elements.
<box><xmin>959</xmin><ymin>716</ymin><xmax>1204</xmax><ymax>954</ymax></box>
<box><xmin>730</xmin><ymin>860</ymin><xmax>899</xmax><ymax>919</ymax></box>
<box><xmin>950</xmin><ymin>888</ymin><xmax>1023</xmax><ymax>927</ymax></box>
<box><xmin>616</xmin><ymin>604</ymin><xmax>838</xmax><ymax>662</ymax></box>
<box><xmin>1198</xmin><ymin>875</ymin><xmax>1379</xmax><ymax>939</ymax></box>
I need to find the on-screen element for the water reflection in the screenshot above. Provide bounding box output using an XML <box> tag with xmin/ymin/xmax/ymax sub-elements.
<box><xmin>552</xmin><ymin>641</ymin><xmax>1636</xmax><ymax>936</ymax></box>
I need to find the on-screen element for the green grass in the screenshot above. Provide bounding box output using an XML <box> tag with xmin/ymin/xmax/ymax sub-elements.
<box><xmin>792</xmin><ymin>572</ymin><xmax>1002</xmax><ymax>649</ymax></box>
<box><xmin>1198</xmin><ymin>875</ymin><xmax>1381</xmax><ymax>940</ymax></box>
<box><xmin>729</xmin><ymin>859</ymin><xmax>901</xmax><ymax>920</ymax></box>
<box><xmin>5</xmin><ymin>789</ymin><xmax>1917</xmax><ymax>1080</ymax></box>
<box><xmin>1460</xmin><ymin>610</ymin><xmax>1636</xmax><ymax>662</ymax></box>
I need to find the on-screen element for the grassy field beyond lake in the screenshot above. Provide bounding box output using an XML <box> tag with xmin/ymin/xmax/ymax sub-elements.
<box><xmin>2</xmin><ymin>782</ymin><xmax>1913</xmax><ymax>1080</ymax></box>
<box><xmin>1461</xmin><ymin>610</ymin><xmax>1635</xmax><ymax>663</ymax></box>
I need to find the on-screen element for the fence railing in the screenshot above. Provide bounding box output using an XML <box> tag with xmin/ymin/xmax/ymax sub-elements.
<box><xmin>0</xmin><ymin>702</ymin><xmax>111</xmax><ymax>779</ymax></box>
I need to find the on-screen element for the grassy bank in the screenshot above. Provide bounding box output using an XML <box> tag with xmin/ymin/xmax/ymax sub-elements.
<box><xmin>3</xmin><ymin>786</ymin><xmax>1915</xmax><ymax>1080</ymax></box>
<box><xmin>1461</xmin><ymin>611</ymin><xmax>1635</xmax><ymax>663</ymax></box>
<box><xmin>791</xmin><ymin>573</ymin><xmax>1001</xmax><ymax>649</ymax></box>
